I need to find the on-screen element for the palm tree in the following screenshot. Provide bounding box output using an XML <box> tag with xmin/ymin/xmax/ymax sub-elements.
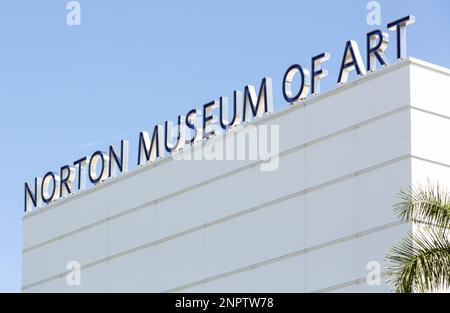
<box><xmin>386</xmin><ymin>182</ymin><xmax>450</xmax><ymax>293</ymax></box>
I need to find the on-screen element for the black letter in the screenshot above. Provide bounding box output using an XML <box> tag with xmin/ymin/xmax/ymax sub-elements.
<box><xmin>387</xmin><ymin>15</ymin><xmax>416</xmax><ymax>59</ymax></box>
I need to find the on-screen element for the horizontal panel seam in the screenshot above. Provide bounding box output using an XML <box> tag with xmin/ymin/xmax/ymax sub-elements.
<box><xmin>410</xmin><ymin>106</ymin><xmax>450</xmax><ymax>120</ymax></box>
<box><xmin>311</xmin><ymin>272</ymin><xmax>388</xmax><ymax>293</ymax></box>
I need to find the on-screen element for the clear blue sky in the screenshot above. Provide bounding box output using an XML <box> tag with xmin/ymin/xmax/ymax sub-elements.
<box><xmin>0</xmin><ymin>0</ymin><xmax>449</xmax><ymax>292</ymax></box>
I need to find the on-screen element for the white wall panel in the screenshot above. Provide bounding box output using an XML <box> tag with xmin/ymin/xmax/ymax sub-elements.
<box><xmin>411</xmin><ymin>109</ymin><xmax>450</xmax><ymax>166</ymax></box>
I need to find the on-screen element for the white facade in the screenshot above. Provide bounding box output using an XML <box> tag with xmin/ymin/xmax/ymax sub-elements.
<box><xmin>22</xmin><ymin>58</ymin><xmax>450</xmax><ymax>292</ymax></box>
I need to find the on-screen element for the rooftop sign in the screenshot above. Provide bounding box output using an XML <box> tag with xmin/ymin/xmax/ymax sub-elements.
<box><xmin>24</xmin><ymin>15</ymin><xmax>416</xmax><ymax>213</ymax></box>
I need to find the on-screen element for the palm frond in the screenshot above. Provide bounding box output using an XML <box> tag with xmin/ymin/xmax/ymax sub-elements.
<box><xmin>394</xmin><ymin>180</ymin><xmax>450</xmax><ymax>230</ymax></box>
<box><xmin>386</xmin><ymin>226</ymin><xmax>450</xmax><ymax>293</ymax></box>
